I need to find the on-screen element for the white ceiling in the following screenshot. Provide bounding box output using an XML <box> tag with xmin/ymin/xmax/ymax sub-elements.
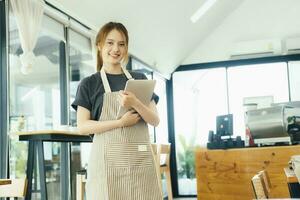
<box><xmin>46</xmin><ymin>0</ymin><xmax>300</xmax><ymax>78</ymax></box>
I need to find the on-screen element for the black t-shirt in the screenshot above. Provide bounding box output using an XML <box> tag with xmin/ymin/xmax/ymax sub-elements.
<box><xmin>71</xmin><ymin>71</ymin><xmax>159</xmax><ymax>120</ymax></box>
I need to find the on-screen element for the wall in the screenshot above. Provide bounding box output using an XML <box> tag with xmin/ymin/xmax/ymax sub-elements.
<box><xmin>182</xmin><ymin>0</ymin><xmax>300</xmax><ymax>65</ymax></box>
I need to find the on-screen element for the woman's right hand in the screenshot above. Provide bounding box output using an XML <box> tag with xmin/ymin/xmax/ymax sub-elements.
<box><xmin>119</xmin><ymin>110</ymin><xmax>141</xmax><ymax>127</ymax></box>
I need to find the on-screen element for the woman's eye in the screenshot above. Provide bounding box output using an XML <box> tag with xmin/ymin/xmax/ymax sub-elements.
<box><xmin>107</xmin><ymin>41</ymin><xmax>113</xmax><ymax>45</ymax></box>
<box><xmin>119</xmin><ymin>43</ymin><xmax>125</xmax><ymax>47</ymax></box>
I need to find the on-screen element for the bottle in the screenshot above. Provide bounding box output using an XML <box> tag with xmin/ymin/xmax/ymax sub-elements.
<box><xmin>245</xmin><ymin>126</ymin><xmax>255</xmax><ymax>147</ymax></box>
<box><xmin>245</xmin><ymin>126</ymin><xmax>251</xmax><ymax>147</ymax></box>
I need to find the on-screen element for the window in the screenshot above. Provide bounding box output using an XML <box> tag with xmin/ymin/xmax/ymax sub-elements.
<box><xmin>171</xmin><ymin>60</ymin><xmax>295</xmax><ymax>196</ymax></box>
<box><xmin>227</xmin><ymin>63</ymin><xmax>289</xmax><ymax>138</ymax></box>
<box><xmin>173</xmin><ymin>68</ymin><xmax>227</xmax><ymax>195</ymax></box>
<box><xmin>9</xmin><ymin>12</ymin><xmax>65</xmax><ymax>199</ymax></box>
<box><xmin>288</xmin><ymin>61</ymin><xmax>300</xmax><ymax>101</ymax></box>
<box><xmin>68</xmin><ymin>28</ymin><xmax>94</xmax><ymax>200</ymax></box>
<box><xmin>153</xmin><ymin>73</ymin><xmax>168</xmax><ymax>143</ymax></box>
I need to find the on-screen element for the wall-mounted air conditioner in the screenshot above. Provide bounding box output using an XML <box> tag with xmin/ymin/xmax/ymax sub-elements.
<box><xmin>229</xmin><ymin>39</ymin><xmax>282</xmax><ymax>59</ymax></box>
<box><xmin>285</xmin><ymin>37</ymin><xmax>300</xmax><ymax>54</ymax></box>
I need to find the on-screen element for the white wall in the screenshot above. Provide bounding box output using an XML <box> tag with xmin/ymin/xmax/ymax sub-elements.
<box><xmin>182</xmin><ymin>0</ymin><xmax>300</xmax><ymax>65</ymax></box>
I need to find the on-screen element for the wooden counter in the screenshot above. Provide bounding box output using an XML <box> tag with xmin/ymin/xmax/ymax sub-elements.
<box><xmin>284</xmin><ymin>167</ymin><xmax>298</xmax><ymax>183</ymax></box>
<box><xmin>195</xmin><ymin>145</ymin><xmax>300</xmax><ymax>200</ymax></box>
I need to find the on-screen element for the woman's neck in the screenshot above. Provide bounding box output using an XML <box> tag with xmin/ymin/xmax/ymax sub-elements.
<box><xmin>103</xmin><ymin>64</ymin><xmax>123</xmax><ymax>74</ymax></box>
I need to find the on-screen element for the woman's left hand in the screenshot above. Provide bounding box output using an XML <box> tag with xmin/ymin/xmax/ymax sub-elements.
<box><xmin>119</xmin><ymin>90</ymin><xmax>139</xmax><ymax>109</ymax></box>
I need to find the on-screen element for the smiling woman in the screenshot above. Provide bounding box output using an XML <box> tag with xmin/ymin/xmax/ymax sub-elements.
<box><xmin>71</xmin><ymin>22</ymin><xmax>162</xmax><ymax>200</ymax></box>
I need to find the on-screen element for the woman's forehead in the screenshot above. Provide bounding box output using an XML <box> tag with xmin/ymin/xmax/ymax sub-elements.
<box><xmin>106</xmin><ymin>29</ymin><xmax>126</xmax><ymax>42</ymax></box>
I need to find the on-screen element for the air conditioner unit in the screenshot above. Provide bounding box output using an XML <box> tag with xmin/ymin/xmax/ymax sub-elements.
<box><xmin>230</xmin><ymin>39</ymin><xmax>282</xmax><ymax>59</ymax></box>
<box><xmin>285</xmin><ymin>37</ymin><xmax>300</xmax><ymax>54</ymax></box>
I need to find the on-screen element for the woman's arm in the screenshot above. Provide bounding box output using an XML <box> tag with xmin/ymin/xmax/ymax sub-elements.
<box><xmin>77</xmin><ymin>106</ymin><xmax>140</xmax><ymax>135</ymax></box>
<box><xmin>133</xmin><ymin>100</ymin><xmax>160</xmax><ymax>127</ymax></box>
<box><xmin>77</xmin><ymin>106</ymin><xmax>121</xmax><ymax>135</ymax></box>
<box><xmin>120</xmin><ymin>91</ymin><xmax>160</xmax><ymax>127</ymax></box>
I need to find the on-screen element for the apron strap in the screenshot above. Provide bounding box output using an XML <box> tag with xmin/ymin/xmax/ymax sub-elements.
<box><xmin>122</xmin><ymin>66</ymin><xmax>134</xmax><ymax>80</ymax></box>
<box><xmin>100</xmin><ymin>68</ymin><xmax>112</xmax><ymax>93</ymax></box>
<box><xmin>100</xmin><ymin>66</ymin><xmax>134</xmax><ymax>93</ymax></box>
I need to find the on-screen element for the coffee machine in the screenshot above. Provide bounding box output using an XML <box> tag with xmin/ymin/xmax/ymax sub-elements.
<box><xmin>245</xmin><ymin>102</ymin><xmax>300</xmax><ymax>146</ymax></box>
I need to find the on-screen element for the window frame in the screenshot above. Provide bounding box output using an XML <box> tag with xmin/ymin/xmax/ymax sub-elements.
<box><xmin>0</xmin><ymin>0</ymin><xmax>8</xmax><ymax>179</ymax></box>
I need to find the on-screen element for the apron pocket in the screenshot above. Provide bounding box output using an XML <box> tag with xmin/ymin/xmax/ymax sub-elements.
<box><xmin>105</xmin><ymin>142</ymin><xmax>153</xmax><ymax>168</ymax></box>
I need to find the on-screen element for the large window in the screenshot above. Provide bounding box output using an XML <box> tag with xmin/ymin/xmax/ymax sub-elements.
<box><xmin>173</xmin><ymin>68</ymin><xmax>227</xmax><ymax>195</ymax></box>
<box><xmin>172</xmin><ymin>59</ymin><xmax>300</xmax><ymax>196</ymax></box>
<box><xmin>153</xmin><ymin>73</ymin><xmax>168</xmax><ymax>143</ymax></box>
<box><xmin>288</xmin><ymin>61</ymin><xmax>300</xmax><ymax>101</ymax></box>
<box><xmin>9</xmin><ymin>12</ymin><xmax>65</xmax><ymax>199</ymax></box>
<box><xmin>227</xmin><ymin>63</ymin><xmax>289</xmax><ymax>138</ymax></box>
<box><xmin>69</xmin><ymin>28</ymin><xmax>94</xmax><ymax>200</ymax></box>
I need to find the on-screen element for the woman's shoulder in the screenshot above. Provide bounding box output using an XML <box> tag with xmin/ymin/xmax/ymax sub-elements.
<box><xmin>128</xmin><ymin>70</ymin><xmax>147</xmax><ymax>80</ymax></box>
<box><xmin>80</xmin><ymin>72</ymin><xmax>101</xmax><ymax>87</ymax></box>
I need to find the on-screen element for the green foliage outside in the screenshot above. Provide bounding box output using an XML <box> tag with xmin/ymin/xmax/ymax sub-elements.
<box><xmin>177</xmin><ymin>133</ymin><xmax>196</xmax><ymax>179</ymax></box>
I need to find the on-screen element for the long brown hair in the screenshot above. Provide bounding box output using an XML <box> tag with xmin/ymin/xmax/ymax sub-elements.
<box><xmin>95</xmin><ymin>22</ymin><xmax>129</xmax><ymax>72</ymax></box>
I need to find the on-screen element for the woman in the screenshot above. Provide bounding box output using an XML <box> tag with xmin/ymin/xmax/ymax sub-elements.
<box><xmin>72</xmin><ymin>22</ymin><xmax>163</xmax><ymax>200</ymax></box>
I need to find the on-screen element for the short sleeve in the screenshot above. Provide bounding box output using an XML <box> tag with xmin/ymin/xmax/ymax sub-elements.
<box><xmin>151</xmin><ymin>93</ymin><xmax>159</xmax><ymax>104</ymax></box>
<box><xmin>71</xmin><ymin>79</ymin><xmax>92</xmax><ymax>111</ymax></box>
<box><xmin>139</xmin><ymin>73</ymin><xmax>159</xmax><ymax>104</ymax></box>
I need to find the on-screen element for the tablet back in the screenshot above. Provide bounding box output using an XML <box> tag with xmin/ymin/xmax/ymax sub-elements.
<box><xmin>117</xmin><ymin>80</ymin><xmax>156</xmax><ymax>119</ymax></box>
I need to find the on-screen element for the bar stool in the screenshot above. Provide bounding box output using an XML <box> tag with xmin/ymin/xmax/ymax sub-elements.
<box><xmin>259</xmin><ymin>170</ymin><xmax>272</xmax><ymax>196</ymax></box>
<box><xmin>0</xmin><ymin>178</ymin><xmax>27</xmax><ymax>199</ymax></box>
<box><xmin>151</xmin><ymin>143</ymin><xmax>173</xmax><ymax>200</ymax></box>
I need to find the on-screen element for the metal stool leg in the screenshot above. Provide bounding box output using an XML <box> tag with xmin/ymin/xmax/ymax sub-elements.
<box><xmin>37</xmin><ymin>141</ymin><xmax>48</xmax><ymax>200</ymax></box>
<box><xmin>25</xmin><ymin>141</ymin><xmax>35</xmax><ymax>200</ymax></box>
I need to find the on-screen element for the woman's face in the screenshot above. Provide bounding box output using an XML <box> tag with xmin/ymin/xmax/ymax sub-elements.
<box><xmin>99</xmin><ymin>29</ymin><xmax>127</xmax><ymax>67</ymax></box>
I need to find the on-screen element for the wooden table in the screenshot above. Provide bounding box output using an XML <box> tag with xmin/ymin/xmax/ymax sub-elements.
<box><xmin>17</xmin><ymin>130</ymin><xmax>92</xmax><ymax>200</ymax></box>
<box><xmin>0</xmin><ymin>179</ymin><xmax>11</xmax><ymax>185</ymax></box>
<box><xmin>284</xmin><ymin>167</ymin><xmax>300</xmax><ymax>198</ymax></box>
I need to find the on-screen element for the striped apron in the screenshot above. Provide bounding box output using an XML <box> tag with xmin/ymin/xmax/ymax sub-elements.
<box><xmin>86</xmin><ymin>67</ymin><xmax>163</xmax><ymax>200</ymax></box>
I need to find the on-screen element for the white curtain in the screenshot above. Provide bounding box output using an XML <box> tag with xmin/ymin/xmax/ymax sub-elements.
<box><xmin>11</xmin><ymin>0</ymin><xmax>45</xmax><ymax>74</ymax></box>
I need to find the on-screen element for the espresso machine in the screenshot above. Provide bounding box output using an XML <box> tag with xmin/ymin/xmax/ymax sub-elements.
<box><xmin>245</xmin><ymin>101</ymin><xmax>300</xmax><ymax>146</ymax></box>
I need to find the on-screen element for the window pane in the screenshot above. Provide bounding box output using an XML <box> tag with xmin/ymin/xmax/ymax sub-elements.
<box><xmin>227</xmin><ymin>63</ymin><xmax>289</xmax><ymax>139</ymax></box>
<box><xmin>9</xmin><ymin>13</ymin><xmax>64</xmax><ymax>199</ymax></box>
<box><xmin>173</xmin><ymin>68</ymin><xmax>227</xmax><ymax>195</ymax></box>
<box><xmin>68</xmin><ymin>29</ymin><xmax>94</xmax><ymax>200</ymax></box>
<box><xmin>153</xmin><ymin>73</ymin><xmax>168</xmax><ymax>143</ymax></box>
<box><xmin>288</xmin><ymin>61</ymin><xmax>300</xmax><ymax>101</ymax></box>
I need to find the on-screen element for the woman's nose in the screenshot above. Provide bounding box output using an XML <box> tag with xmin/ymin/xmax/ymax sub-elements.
<box><xmin>112</xmin><ymin>43</ymin><xmax>120</xmax><ymax>52</ymax></box>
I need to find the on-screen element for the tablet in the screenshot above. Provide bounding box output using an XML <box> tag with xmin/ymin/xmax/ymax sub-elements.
<box><xmin>116</xmin><ymin>79</ymin><xmax>156</xmax><ymax>119</ymax></box>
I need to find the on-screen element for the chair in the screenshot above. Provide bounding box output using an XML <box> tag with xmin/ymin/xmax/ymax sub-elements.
<box><xmin>251</xmin><ymin>170</ymin><xmax>271</xmax><ymax>199</ymax></box>
<box><xmin>151</xmin><ymin>143</ymin><xmax>173</xmax><ymax>200</ymax></box>
<box><xmin>0</xmin><ymin>178</ymin><xmax>27</xmax><ymax>199</ymax></box>
<box><xmin>76</xmin><ymin>170</ymin><xmax>87</xmax><ymax>200</ymax></box>
<box><xmin>259</xmin><ymin>170</ymin><xmax>272</xmax><ymax>196</ymax></box>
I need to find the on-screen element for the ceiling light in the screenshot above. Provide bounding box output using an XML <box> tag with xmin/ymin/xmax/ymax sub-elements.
<box><xmin>190</xmin><ymin>0</ymin><xmax>218</xmax><ymax>23</ymax></box>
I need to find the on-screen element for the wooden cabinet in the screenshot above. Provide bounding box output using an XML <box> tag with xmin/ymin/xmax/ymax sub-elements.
<box><xmin>195</xmin><ymin>146</ymin><xmax>300</xmax><ymax>200</ymax></box>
